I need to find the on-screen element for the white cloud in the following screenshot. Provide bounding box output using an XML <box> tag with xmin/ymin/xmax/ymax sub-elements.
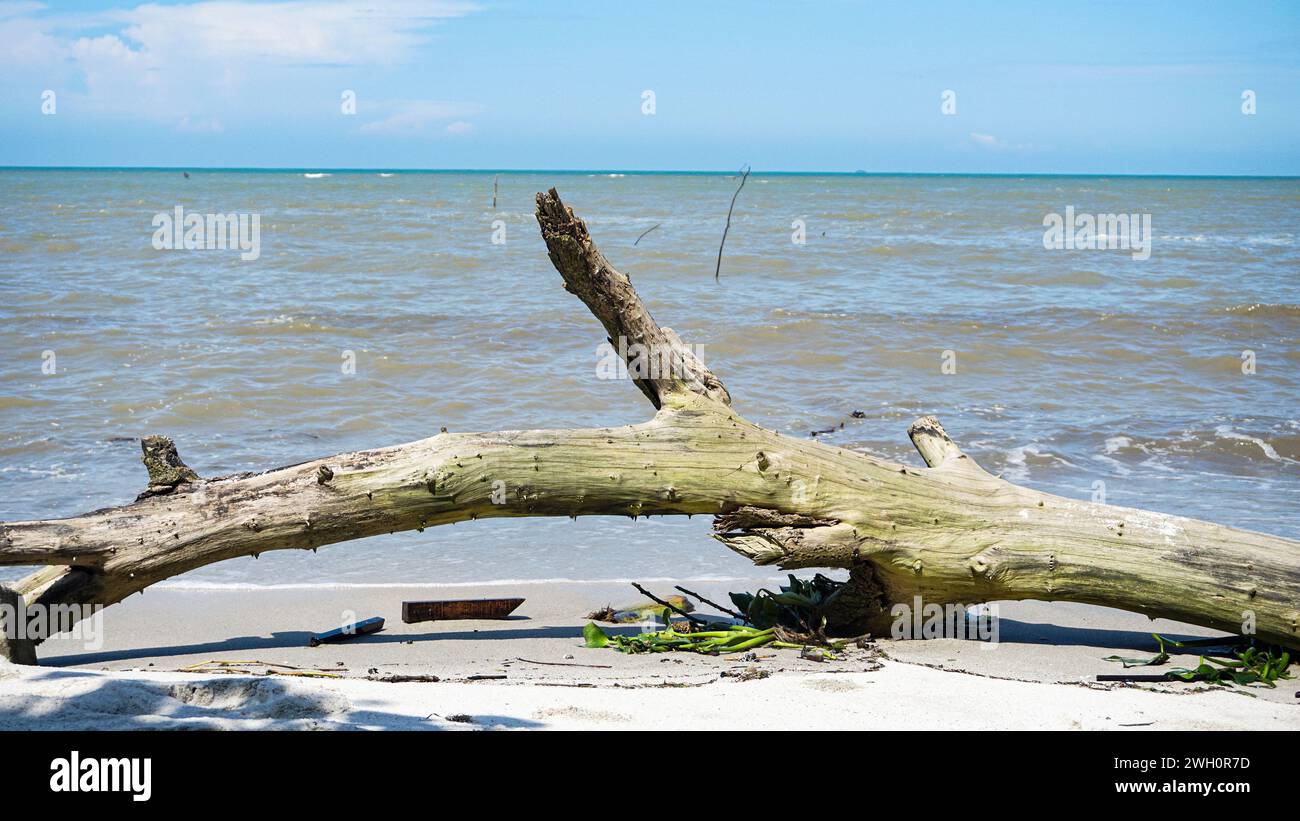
<box><xmin>0</xmin><ymin>1</ymin><xmax>44</xmax><ymax>19</ymax></box>
<box><xmin>0</xmin><ymin>2</ymin><xmax>61</xmax><ymax>65</ymax></box>
<box><xmin>443</xmin><ymin>120</ymin><xmax>474</xmax><ymax>136</ymax></box>
<box><xmin>357</xmin><ymin>101</ymin><xmax>480</xmax><ymax>135</ymax></box>
<box><xmin>969</xmin><ymin>132</ymin><xmax>1033</xmax><ymax>151</ymax></box>
<box><xmin>104</xmin><ymin>0</ymin><xmax>478</xmax><ymax>67</ymax></box>
<box><xmin>0</xmin><ymin>1</ymin><xmax>479</xmax><ymax>122</ymax></box>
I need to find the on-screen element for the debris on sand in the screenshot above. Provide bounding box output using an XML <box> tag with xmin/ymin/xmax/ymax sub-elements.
<box><xmin>586</xmin><ymin>594</ymin><xmax>694</xmax><ymax>624</ymax></box>
<box><xmin>722</xmin><ymin>667</ymin><xmax>771</xmax><ymax>682</ymax></box>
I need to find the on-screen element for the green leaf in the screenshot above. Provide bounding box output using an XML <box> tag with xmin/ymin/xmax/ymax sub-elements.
<box><xmin>770</xmin><ymin>592</ymin><xmax>815</xmax><ymax>608</ymax></box>
<box><xmin>728</xmin><ymin>592</ymin><xmax>755</xmax><ymax>613</ymax></box>
<box><xmin>1103</xmin><ymin>652</ymin><xmax>1170</xmax><ymax>668</ymax></box>
<box><xmin>582</xmin><ymin>622</ymin><xmax>610</xmax><ymax>649</ymax></box>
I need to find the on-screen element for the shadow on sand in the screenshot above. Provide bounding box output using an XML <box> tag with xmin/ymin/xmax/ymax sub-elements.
<box><xmin>989</xmin><ymin>619</ymin><xmax>1211</xmax><ymax>650</ymax></box>
<box><xmin>42</xmin><ymin>623</ymin><xmax>652</xmax><ymax>667</ymax></box>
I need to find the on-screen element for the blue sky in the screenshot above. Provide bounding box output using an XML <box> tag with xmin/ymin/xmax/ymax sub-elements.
<box><xmin>2</xmin><ymin>0</ymin><xmax>1298</xmax><ymax>173</ymax></box>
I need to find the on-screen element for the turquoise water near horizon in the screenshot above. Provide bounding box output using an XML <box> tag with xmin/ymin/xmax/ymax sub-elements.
<box><xmin>6</xmin><ymin>167</ymin><xmax>1299</xmax><ymax>178</ymax></box>
<box><xmin>1</xmin><ymin>169</ymin><xmax>1297</xmax><ymax>587</ymax></box>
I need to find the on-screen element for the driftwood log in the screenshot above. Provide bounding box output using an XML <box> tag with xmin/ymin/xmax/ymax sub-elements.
<box><xmin>2</xmin><ymin>189</ymin><xmax>1297</xmax><ymax>663</ymax></box>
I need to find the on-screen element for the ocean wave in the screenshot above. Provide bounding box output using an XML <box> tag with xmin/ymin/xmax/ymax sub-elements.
<box><xmin>1090</xmin><ymin>452</ymin><xmax>1133</xmax><ymax>477</ymax></box>
<box><xmin>1092</xmin><ymin>423</ymin><xmax>1300</xmax><ymax>466</ymax></box>
<box><xmin>1222</xmin><ymin>303</ymin><xmax>1300</xmax><ymax>318</ymax></box>
<box><xmin>1103</xmin><ymin>435</ymin><xmax>1132</xmax><ymax>454</ymax></box>
<box><xmin>998</xmin><ymin>444</ymin><xmax>1081</xmax><ymax>482</ymax></box>
<box><xmin>1213</xmin><ymin>425</ymin><xmax>1298</xmax><ymax>464</ymax></box>
<box><xmin>1158</xmin><ymin>233</ymin><xmax>1295</xmax><ymax>247</ymax></box>
<box><xmin>0</xmin><ymin>465</ymin><xmax>85</xmax><ymax>480</ymax></box>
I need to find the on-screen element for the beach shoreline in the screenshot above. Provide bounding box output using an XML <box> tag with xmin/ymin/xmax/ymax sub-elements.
<box><xmin>4</xmin><ymin>581</ymin><xmax>1294</xmax><ymax>731</ymax></box>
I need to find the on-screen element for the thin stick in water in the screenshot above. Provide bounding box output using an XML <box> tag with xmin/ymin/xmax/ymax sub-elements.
<box><xmin>634</xmin><ymin>223</ymin><xmax>660</xmax><ymax>246</ymax></box>
<box><xmin>714</xmin><ymin>165</ymin><xmax>750</xmax><ymax>281</ymax></box>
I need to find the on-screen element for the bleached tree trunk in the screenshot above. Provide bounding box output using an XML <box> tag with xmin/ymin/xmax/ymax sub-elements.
<box><xmin>2</xmin><ymin>189</ymin><xmax>1297</xmax><ymax>662</ymax></box>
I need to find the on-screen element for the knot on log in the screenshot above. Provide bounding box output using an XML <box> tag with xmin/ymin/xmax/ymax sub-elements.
<box><xmin>317</xmin><ymin>464</ymin><xmax>334</xmax><ymax>485</ymax></box>
<box><xmin>712</xmin><ymin>506</ymin><xmax>843</xmax><ymax>566</ymax></box>
<box><xmin>714</xmin><ymin>506</ymin><xmax>837</xmax><ymax>534</ymax></box>
<box><xmin>137</xmin><ymin>435</ymin><xmax>199</xmax><ymax>499</ymax></box>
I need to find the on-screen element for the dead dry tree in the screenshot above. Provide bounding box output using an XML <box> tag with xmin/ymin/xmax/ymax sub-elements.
<box><xmin>1</xmin><ymin>188</ymin><xmax>1297</xmax><ymax>663</ymax></box>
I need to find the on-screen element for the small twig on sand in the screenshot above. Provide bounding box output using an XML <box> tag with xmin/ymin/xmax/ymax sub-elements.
<box><xmin>634</xmin><ymin>223</ymin><xmax>660</xmax><ymax>246</ymax></box>
<box><xmin>714</xmin><ymin>165</ymin><xmax>751</xmax><ymax>281</ymax></box>
<box><xmin>172</xmin><ymin>667</ymin><xmax>252</xmax><ymax>675</ymax></box>
<box><xmin>515</xmin><ymin>657</ymin><xmax>613</xmax><ymax>669</ymax></box>
<box><xmin>178</xmin><ymin>659</ymin><xmax>337</xmax><ymax>673</ymax></box>
<box><xmin>175</xmin><ymin>660</ymin><xmax>345</xmax><ymax>678</ymax></box>
<box><xmin>631</xmin><ymin>582</ymin><xmax>707</xmax><ymax>625</ymax></box>
<box><xmin>674</xmin><ymin>585</ymin><xmax>746</xmax><ymax>621</ymax></box>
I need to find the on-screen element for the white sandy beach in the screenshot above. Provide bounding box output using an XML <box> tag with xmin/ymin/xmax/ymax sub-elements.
<box><xmin>3</xmin><ymin>580</ymin><xmax>1295</xmax><ymax>730</ymax></box>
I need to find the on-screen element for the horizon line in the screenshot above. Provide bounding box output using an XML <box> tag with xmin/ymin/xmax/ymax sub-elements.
<box><xmin>2</xmin><ymin>165</ymin><xmax>1298</xmax><ymax>179</ymax></box>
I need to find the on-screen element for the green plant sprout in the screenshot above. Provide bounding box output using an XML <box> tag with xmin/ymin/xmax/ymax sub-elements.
<box><xmin>582</xmin><ymin>575</ymin><xmax>861</xmax><ymax>657</ymax></box>
<box><xmin>1103</xmin><ymin>633</ymin><xmax>1293</xmax><ymax>687</ymax></box>
<box><xmin>583</xmin><ymin>618</ymin><xmax>821</xmax><ymax>655</ymax></box>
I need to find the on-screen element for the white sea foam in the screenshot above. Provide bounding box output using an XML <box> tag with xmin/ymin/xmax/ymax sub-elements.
<box><xmin>0</xmin><ymin>465</ymin><xmax>84</xmax><ymax>480</ymax></box>
<box><xmin>1213</xmin><ymin>425</ymin><xmax>1294</xmax><ymax>463</ymax></box>
<box><xmin>1090</xmin><ymin>453</ymin><xmax>1132</xmax><ymax>477</ymax></box>
<box><xmin>1103</xmin><ymin>436</ymin><xmax>1132</xmax><ymax>454</ymax></box>
<box><xmin>1001</xmin><ymin>443</ymin><xmax>1081</xmax><ymax>481</ymax></box>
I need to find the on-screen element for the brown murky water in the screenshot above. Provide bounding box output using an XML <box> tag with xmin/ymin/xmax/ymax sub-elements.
<box><xmin>1</xmin><ymin>170</ymin><xmax>1296</xmax><ymax>585</ymax></box>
